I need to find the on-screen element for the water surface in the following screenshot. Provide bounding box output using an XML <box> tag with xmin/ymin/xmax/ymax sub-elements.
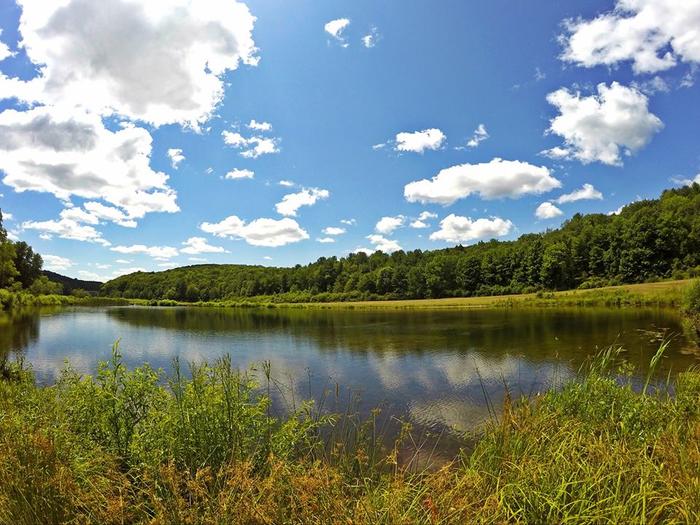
<box><xmin>1</xmin><ymin>305</ymin><xmax>697</xmax><ymax>450</ymax></box>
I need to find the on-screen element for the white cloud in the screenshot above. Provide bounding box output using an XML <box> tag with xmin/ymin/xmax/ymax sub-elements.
<box><xmin>275</xmin><ymin>187</ymin><xmax>329</xmax><ymax>217</ymax></box>
<box><xmin>279</xmin><ymin>180</ymin><xmax>295</xmax><ymax>187</ymax></box>
<box><xmin>466</xmin><ymin>124</ymin><xmax>489</xmax><ymax>148</ymax></box>
<box><xmin>247</xmin><ymin>119</ymin><xmax>272</xmax><ymax>132</ymax></box>
<box><xmin>322</xmin><ymin>226</ymin><xmax>346</xmax><ymax>236</ymax></box>
<box><xmin>3</xmin><ymin>0</ymin><xmax>258</xmax><ymax>128</ymax></box>
<box><xmin>404</xmin><ymin>158</ymin><xmax>560</xmax><ymax>205</ymax></box>
<box><xmin>430</xmin><ymin>215</ymin><xmax>513</xmax><ymax>243</ymax></box>
<box><xmin>83</xmin><ymin>202</ymin><xmax>137</xmax><ymax>228</ymax></box>
<box><xmin>112</xmin><ymin>267</ymin><xmax>146</xmax><ymax>277</ymax></box>
<box><xmin>372</xmin><ymin>143</ymin><xmax>386</xmax><ymax>150</ymax></box>
<box><xmin>167</xmin><ymin>148</ymin><xmax>184</xmax><ymax>169</ymax></box>
<box><xmin>410</xmin><ymin>212</ymin><xmax>437</xmax><ymax>229</ymax></box>
<box><xmin>317</xmin><ymin>237</ymin><xmax>335</xmax><ymax>244</ymax></box>
<box><xmin>535</xmin><ymin>202</ymin><xmax>564</xmax><ymax>219</ymax></box>
<box><xmin>555</xmin><ymin>183</ymin><xmax>603</xmax><ymax>204</ymax></box>
<box><xmin>340</xmin><ymin>218</ymin><xmax>357</xmax><ymax>226</ymax></box>
<box><xmin>95</xmin><ymin>263</ymin><xmax>111</xmax><ymax>270</ymax></box>
<box><xmin>395</xmin><ymin>128</ymin><xmax>446</xmax><ymax>153</ymax></box>
<box><xmin>225</xmin><ymin>168</ymin><xmax>254</xmax><ymax>180</ymax></box>
<box><xmin>42</xmin><ymin>254</ymin><xmax>72</xmax><ymax>272</ymax></box>
<box><xmin>115</xmin><ymin>259</ymin><xmax>131</xmax><ymax>264</ymax></box>
<box><xmin>543</xmin><ymin>82</ymin><xmax>663</xmax><ymax>166</ymax></box>
<box><xmin>1</xmin><ymin>211</ymin><xmax>12</xmax><ymax>221</ymax></box>
<box><xmin>200</xmin><ymin>216</ymin><xmax>309</xmax><ymax>247</ymax></box>
<box><xmin>22</xmin><ymin>216</ymin><xmax>110</xmax><ymax>245</ymax></box>
<box><xmin>0</xmin><ymin>106</ymin><xmax>179</xmax><ymax>220</ymax></box>
<box><xmin>560</xmin><ymin>0</ymin><xmax>700</xmax><ymax>74</ymax></box>
<box><xmin>0</xmin><ymin>30</ymin><xmax>14</xmax><ymax>61</ymax></box>
<box><xmin>361</xmin><ymin>27</ymin><xmax>380</xmax><ymax>48</ymax></box>
<box><xmin>111</xmin><ymin>244</ymin><xmax>178</xmax><ymax>259</ymax></box>
<box><xmin>222</xmin><ymin>131</ymin><xmax>280</xmax><ymax>158</ymax></box>
<box><xmin>375</xmin><ymin>215</ymin><xmax>404</xmax><ymax>235</ymax></box>
<box><xmin>366</xmin><ymin>234</ymin><xmax>402</xmax><ymax>253</ymax></box>
<box><xmin>78</xmin><ymin>270</ymin><xmax>103</xmax><ymax>281</ymax></box>
<box><xmin>325</xmin><ymin>18</ymin><xmax>350</xmax><ymax>46</ymax></box>
<box><xmin>181</xmin><ymin>236</ymin><xmax>227</xmax><ymax>255</ymax></box>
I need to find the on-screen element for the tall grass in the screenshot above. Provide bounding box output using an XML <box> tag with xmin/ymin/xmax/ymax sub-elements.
<box><xmin>1</xmin><ymin>345</ymin><xmax>699</xmax><ymax>524</ymax></box>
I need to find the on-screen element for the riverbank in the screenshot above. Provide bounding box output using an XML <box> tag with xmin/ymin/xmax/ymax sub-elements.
<box><xmin>1</xmin><ymin>346</ymin><xmax>698</xmax><ymax>524</ymax></box>
<box><xmin>111</xmin><ymin>278</ymin><xmax>691</xmax><ymax>310</ymax></box>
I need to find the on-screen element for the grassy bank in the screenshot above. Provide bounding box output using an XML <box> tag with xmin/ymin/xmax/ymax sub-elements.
<box><xmin>122</xmin><ymin>279</ymin><xmax>692</xmax><ymax>310</ymax></box>
<box><xmin>1</xmin><ymin>346</ymin><xmax>699</xmax><ymax>524</ymax></box>
<box><xmin>0</xmin><ymin>290</ymin><xmax>137</xmax><ymax>311</ymax></box>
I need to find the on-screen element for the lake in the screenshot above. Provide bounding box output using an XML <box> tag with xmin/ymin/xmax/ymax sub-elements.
<box><xmin>1</xmin><ymin>305</ymin><xmax>698</xmax><ymax>455</ymax></box>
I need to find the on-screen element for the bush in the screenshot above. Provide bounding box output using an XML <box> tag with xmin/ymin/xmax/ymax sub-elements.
<box><xmin>684</xmin><ymin>279</ymin><xmax>700</xmax><ymax>315</ymax></box>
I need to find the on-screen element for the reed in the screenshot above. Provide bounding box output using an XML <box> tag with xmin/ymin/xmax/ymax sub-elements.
<box><xmin>1</xmin><ymin>344</ymin><xmax>699</xmax><ymax>524</ymax></box>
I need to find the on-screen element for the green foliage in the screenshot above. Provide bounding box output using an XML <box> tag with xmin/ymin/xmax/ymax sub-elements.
<box><xmin>1</xmin><ymin>346</ymin><xmax>700</xmax><ymax>523</ymax></box>
<box><xmin>102</xmin><ymin>184</ymin><xmax>700</xmax><ymax>302</ymax></box>
<box><xmin>684</xmin><ymin>279</ymin><xmax>700</xmax><ymax>315</ymax></box>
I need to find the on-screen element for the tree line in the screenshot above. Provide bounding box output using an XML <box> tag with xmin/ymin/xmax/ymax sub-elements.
<box><xmin>0</xmin><ymin>211</ymin><xmax>61</xmax><ymax>295</ymax></box>
<box><xmin>101</xmin><ymin>184</ymin><xmax>700</xmax><ymax>302</ymax></box>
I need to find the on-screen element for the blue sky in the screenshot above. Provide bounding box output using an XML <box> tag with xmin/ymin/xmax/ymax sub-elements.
<box><xmin>0</xmin><ymin>0</ymin><xmax>698</xmax><ymax>281</ymax></box>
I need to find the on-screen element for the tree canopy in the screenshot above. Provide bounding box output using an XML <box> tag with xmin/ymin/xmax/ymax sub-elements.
<box><xmin>101</xmin><ymin>184</ymin><xmax>700</xmax><ymax>303</ymax></box>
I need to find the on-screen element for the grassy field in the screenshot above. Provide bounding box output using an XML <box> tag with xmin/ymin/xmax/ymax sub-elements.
<box><xmin>241</xmin><ymin>279</ymin><xmax>692</xmax><ymax>310</ymax></box>
<box><xmin>101</xmin><ymin>279</ymin><xmax>694</xmax><ymax>311</ymax></box>
<box><xmin>1</xmin><ymin>345</ymin><xmax>699</xmax><ymax>524</ymax></box>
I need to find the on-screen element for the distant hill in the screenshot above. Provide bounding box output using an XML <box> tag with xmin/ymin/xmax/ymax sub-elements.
<box><xmin>100</xmin><ymin>185</ymin><xmax>700</xmax><ymax>303</ymax></box>
<box><xmin>43</xmin><ymin>270</ymin><xmax>103</xmax><ymax>294</ymax></box>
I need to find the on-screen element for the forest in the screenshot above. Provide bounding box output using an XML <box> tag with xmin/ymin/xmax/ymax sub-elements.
<box><xmin>0</xmin><ymin>211</ymin><xmax>60</xmax><ymax>296</ymax></box>
<box><xmin>101</xmin><ymin>184</ymin><xmax>700</xmax><ymax>303</ymax></box>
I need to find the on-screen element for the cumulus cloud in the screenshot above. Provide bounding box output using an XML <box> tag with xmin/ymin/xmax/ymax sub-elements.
<box><xmin>111</xmin><ymin>244</ymin><xmax>178</xmax><ymax>259</ymax></box>
<box><xmin>466</xmin><ymin>124</ymin><xmax>489</xmax><ymax>148</ymax></box>
<box><xmin>225</xmin><ymin>168</ymin><xmax>254</xmax><ymax>180</ymax></box>
<box><xmin>22</xmin><ymin>216</ymin><xmax>110</xmax><ymax>245</ymax></box>
<box><xmin>180</xmin><ymin>236</ymin><xmax>227</xmax><ymax>255</ymax></box>
<box><xmin>366</xmin><ymin>234</ymin><xmax>402</xmax><ymax>253</ymax></box>
<box><xmin>0</xmin><ymin>30</ymin><xmax>14</xmax><ymax>61</ymax></box>
<box><xmin>167</xmin><ymin>148</ymin><xmax>184</xmax><ymax>169</ymax></box>
<box><xmin>279</xmin><ymin>180</ymin><xmax>295</xmax><ymax>187</ymax></box>
<box><xmin>325</xmin><ymin>18</ymin><xmax>350</xmax><ymax>46</ymax></box>
<box><xmin>543</xmin><ymin>82</ymin><xmax>663</xmax><ymax>166</ymax></box>
<box><xmin>200</xmin><ymin>216</ymin><xmax>309</xmax><ymax>247</ymax></box>
<box><xmin>535</xmin><ymin>202</ymin><xmax>564</xmax><ymax>219</ymax></box>
<box><xmin>340</xmin><ymin>218</ymin><xmax>356</xmax><ymax>226</ymax></box>
<box><xmin>429</xmin><ymin>215</ymin><xmax>513</xmax><ymax>243</ymax></box>
<box><xmin>375</xmin><ymin>215</ymin><xmax>404</xmax><ymax>235</ymax></box>
<box><xmin>275</xmin><ymin>188</ymin><xmax>329</xmax><ymax>217</ymax></box>
<box><xmin>409</xmin><ymin>211</ymin><xmax>438</xmax><ymax>229</ymax></box>
<box><xmin>322</xmin><ymin>226</ymin><xmax>346</xmax><ymax>236</ymax></box>
<box><xmin>555</xmin><ymin>183</ymin><xmax>603</xmax><ymax>204</ymax></box>
<box><xmin>317</xmin><ymin>237</ymin><xmax>335</xmax><ymax>244</ymax></box>
<box><xmin>0</xmin><ymin>106</ymin><xmax>179</xmax><ymax>220</ymax></box>
<box><xmin>42</xmin><ymin>254</ymin><xmax>73</xmax><ymax>272</ymax></box>
<box><xmin>404</xmin><ymin>158</ymin><xmax>560</xmax><ymax>205</ymax></box>
<box><xmin>362</xmin><ymin>27</ymin><xmax>380</xmax><ymax>48</ymax></box>
<box><xmin>247</xmin><ymin>119</ymin><xmax>272</xmax><ymax>132</ymax></box>
<box><xmin>222</xmin><ymin>131</ymin><xmax>280</xmax><ymax>158</ymax></box>
<box><xmin>3</xmin><ymin>0</ymin><xmax>258</xmax><ymax>128</ymax></box>
<box><xmin>395</xmin><ymin>128</ymin><xmax>446</xmax><ymax>153</ymax></box>
<box><xmin>560</xmin><ymin>0</ymin><xmax>700</xmax><ymax>74</ymax></box>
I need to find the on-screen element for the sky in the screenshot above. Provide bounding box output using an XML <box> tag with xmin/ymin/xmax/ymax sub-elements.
<box><xmin>0</xmin><ymin>0</ymin><xmax>699</xmax><ymax>282</ymax></box>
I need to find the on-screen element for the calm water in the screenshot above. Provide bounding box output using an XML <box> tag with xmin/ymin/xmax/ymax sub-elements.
<box><xmin>1</xmin><ymin>305</ymin><xmax>698</xmax><ymax>451</ymax></box>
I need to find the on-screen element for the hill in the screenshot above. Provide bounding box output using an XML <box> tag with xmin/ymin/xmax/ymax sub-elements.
<box><xmin>44</xmin><ymin>271</ymin><xmax>103</xmax><ymax>294</ymax></box>
<box><xmin>100</xmin><ymin>184</ymin><xmax>700</xmax><ymax>303</ymax></box>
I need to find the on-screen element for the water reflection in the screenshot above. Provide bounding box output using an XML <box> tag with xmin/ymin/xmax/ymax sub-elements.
<box><xmin>0</xmin><ymin>305</ymin><xmax>696</xmax><ymax>449</ymax></box>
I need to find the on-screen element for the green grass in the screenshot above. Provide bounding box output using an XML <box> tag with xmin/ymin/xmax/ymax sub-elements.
<box><xmin>96</xmin><ymin>279</ymin><xmax>694</xmax><ymax>311</ymax></box>
<box><xmin>1</xmin><ymin>344</ymin><xmax>699</xmax><ymax>524</ymax></box>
